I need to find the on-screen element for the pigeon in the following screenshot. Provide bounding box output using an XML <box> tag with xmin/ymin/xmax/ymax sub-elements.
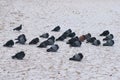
<box><xmin>63</xmin><ymin>29</ymin><xmax>72</xmax><ymax>36</ymax></box>
<box><xmin>48</xmin><ymin>36</ymin><xmax>55</xmax><ymax>40</ymax></box>
<box><xmin>46</xmin><ymin>36</ymin><xmax>55</xmax><ymax>45</ymax></box>
<box><xmin>13</xmin><ymin>24</ymin><xmax>22</xmax><ymax>31</ymax></box>
<box><xmin>69</xmin><ymin>53</ymin><xmax>83</xmax><ymax>61</ymax></box>
<box><xmin>3</xmin><ymin>40</ymin><xmax>14</xmax><ymax>47</ymax></box>
<box><xmin>68</xmin><ymin>32</ymin><xmax>76</xmax><ymax>37</ymax></box>
<box><xmin>15</xmin><ymin>34</ymin><xmax>27</xmax><ymax>44</ymax></box>
<box><xmin>29</xmin><ymin>38</ymin><xmax>39</xmax><ymax>45</ymax></box>
<box><xmin>92</xmin><ymin>40</ymin><xmax>101</xmax><ymax>46</ymax></box>
<box><xmin>103</xmin><ymin>34</ymin><xmax>114</xmax><ymax>41</ymax></box>
<box><xmin>67</xmin><ymin>36</ymin><xmax>79</xmax><ymax>44</ymax></box>
<box><xmin>37</xmin><ymin>41</ymin><xmax>48</xmax><ymax>48</ymax></box>
<box><xmin>79</xmin><ymin>35</ymin><xmax>86</xmax><ymax>42</ymax></box>
<box><xmin>56</xmin><ymin>33</ymin><xmax>68</xmax><ymax>41</ymax></box>
<box><xmin>86</xmin><ymin>37</ymin><xmax>96</xmax><ymax>43</ymax></box>
<box><xmin>103</xmin><ymin>40</ymin><xmax>114</xmax><ymax>46</ymax></box>
<box><xmin>56</xmin><ymin>29</ymin><xmax>72</xmax><ymax>41</ymax></box>
<box><xmin>51</xmin><ymin>26</ymin><xmax>60</xmax><ymax>32</ymax></box>
<box><xmin>40</xmin><ymin>33</ymin><xmax>49</xmax><ymax>38</ymax></box>
<box><xmin>12</xmin><ymin>51</ymin><xmax>25</xmax><ymax>60</ymax></box>
<box><xmin>56</xmin><ymin>35</ymin><xmax>66</xmax><ymax>41</ymax></box>
<box><xmin>70</xmin><ymin>40</ymin><xmax>82</xmax><ymax>47</ymax></box>
<box><xmin>47</xmin><ymin>44</ymin><xmax>59</xmax><ymax>52</ymax></box>
<box><xmin>84</xmin><ymin>33</ymin><xmax>91</xmax><ymax>40</ymax></box>
<box><xmin>100</xmin><ymin>30</ymin><xmax>109</xmax><ymax>36</ymax></box>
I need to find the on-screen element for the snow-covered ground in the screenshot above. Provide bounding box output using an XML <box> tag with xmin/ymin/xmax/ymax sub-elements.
<box><xmin>0</xmin><ymin>0</ymin><xmax>120</xmax><ymax>80</ymax></box>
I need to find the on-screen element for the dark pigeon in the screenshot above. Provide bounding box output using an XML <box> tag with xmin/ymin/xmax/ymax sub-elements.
<box><xmin>86</xmin><ymin>37</ymin><xmax>96</xmax><ymax>43</ymax></box>
<box><xmin>56</xmin><ymin>29</ymin><xmax>72</xmax><ymax>41</ymax></box>
<box><xmin>51</xmin><ymin>26</ymin><xmax>60</xmax><ymax>32</ymax></box>
<box><xmin>13</xmin><ymin>24</ymin><xmax>22</xmax><ymax>31</ymax></box>
<box><xmin>15</xmin><ymin>34</ymin><xmax>27</xmax><ymax>44</ymax></box>
<box><xmin>3</xmin><ymin>40</ymin><xmax>14</xmax><ymax>47</ymax></box>
<box><xmin>48</xmin><ymin>36</ymin><xmax>55</xmax><ymax>40</ymax></box>
<box><xmin>29</xmin><ymin>38</ymin><xmax>39</xmax><ymax>45</ymax></box>
<box><xmin>40</xmin><ymin>33</ymin><xmax>49</xmax><ymax>38</ymax></box>
<box><xmin>100</xmin><ymin>30</ymin><xmax>109</xmax><ymax>36</ymax></box>
<box><xmin>84</xmin><ymin>33</ymin><xmax>91</xmax><ymax>40</ymax></box>
<box><xmin>92</xmin><ymin>40</ymin><xmax>101</xmax><ymax>46</ymax></box>
<box><xmin>47</xmin><ymin>44</ymin><xmax>59</xmax><ymax>52</ymax></box>
<box><xmin>37</xmin><ymin>41</ymin><xmax>48</xmax><ymax>48</ymax></box>
<box><xmin>68</xmin><ymin>32</ymin><xmax>76</xmax><ymax>38</ymax></box>
<box><xmin>56</xmin><ymin>33</ymin><xmax>68</xmax><ymax>41</ymax></box>
<box><xmin>63</xmin><ymin>29</ymin><xmax>72</xmax><ymax>36</ymax></box>
<box><xmin>103</xmin><ymin>40</ymin><xmax>114</xmax><ymax>46</ymax></box>
<box><xmin>67</xmin><ymin>36</ymin><xmax>79</xmax><ymax>44</ymax></box>
<box><xmin>103</xmin><ymin>34</ymin><xmax>114</xmax><ymax>41</ymax></box>
<box><xmin>56</xmin><ymin>35</ymin><xmax>66</xmax><ymax>41</ymax></box>
<box><xmin>12</xmin><ymin>51</ymin><xmax>25</xmax><ymax>60</ymax></box>
<box><xmin>69</xmin><ymin>53</ymin><xmax>83</xmax><ymax>61</ymax></box>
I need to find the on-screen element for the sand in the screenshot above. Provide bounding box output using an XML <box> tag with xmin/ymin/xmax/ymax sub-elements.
<box><xmin>0</xmin><ymin>0</ymin><xmax>120</xmax><ymax>80</ymax></box>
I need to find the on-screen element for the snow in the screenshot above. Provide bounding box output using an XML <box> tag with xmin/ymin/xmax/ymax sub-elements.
<box><xmin>0</xmin><ymin>0</ymin><xmax>120</xmax><ymax>80</ymax></box>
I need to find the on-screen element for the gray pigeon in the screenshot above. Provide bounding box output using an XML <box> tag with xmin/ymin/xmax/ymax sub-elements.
<box><xmin>46</xmin><ymin>36</ymin><xmax>55</xmax><ymax>45</ymax></box>
<box><xmin>92</xmin><ymin>40</ymin><xmax>101</xmax><ymax>46</ymax></box>
<box><xmin>40</xmin><ymin>33</ymin><xmax>49</xmax><ymax>38</ymax></box>
<box><xmin>70</xmin><ymin>40</ymin><xmax>81</xmax><ymax>47</ymax></box>
<box><xmin>103</xmin><ymin>40</ymin><xmax>114</xmax><ymax>46</ymax></box>
<box><xmin>103</xmin><ymin>34</ymin><xmax>114</xmax><ymax>41</ymax></box>
<box><xmin>15</xmin><ymin>34</ymin><xmax>27</xmax><ymax>44</ymax></box>
<box><xmin>69</xmin><ymin>53</ymin><xmax>83</xmax><ymax>61</ymax></box>
<box><xmin>47</xmin><ymin>44</ymin><xmax>59</xmax><ymax>52</ymax></box>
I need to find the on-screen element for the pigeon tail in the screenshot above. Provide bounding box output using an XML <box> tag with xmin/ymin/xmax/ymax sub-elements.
<box><xmin>12</xmin><ymin>56</ymin><xmax>15</xmax><ymax>59</ymax></box>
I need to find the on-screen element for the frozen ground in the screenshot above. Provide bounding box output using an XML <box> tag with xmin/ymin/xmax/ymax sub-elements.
<box><xmin>0</xmin><ymin>0</ymin><xmax>120</xmax><ymax>80</ymax></box>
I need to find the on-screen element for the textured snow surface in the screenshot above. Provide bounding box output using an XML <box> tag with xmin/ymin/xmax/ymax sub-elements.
<box><xmin>0</xmin><ymin>0</ymin><xmax>120</xmax><ymax>80</ymax></box>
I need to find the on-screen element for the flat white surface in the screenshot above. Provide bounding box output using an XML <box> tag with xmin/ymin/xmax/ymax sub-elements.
<box><xmin>0</xmin><ymin>0</ymin><xmax>120</xmax><ymax>80</ymax></box>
